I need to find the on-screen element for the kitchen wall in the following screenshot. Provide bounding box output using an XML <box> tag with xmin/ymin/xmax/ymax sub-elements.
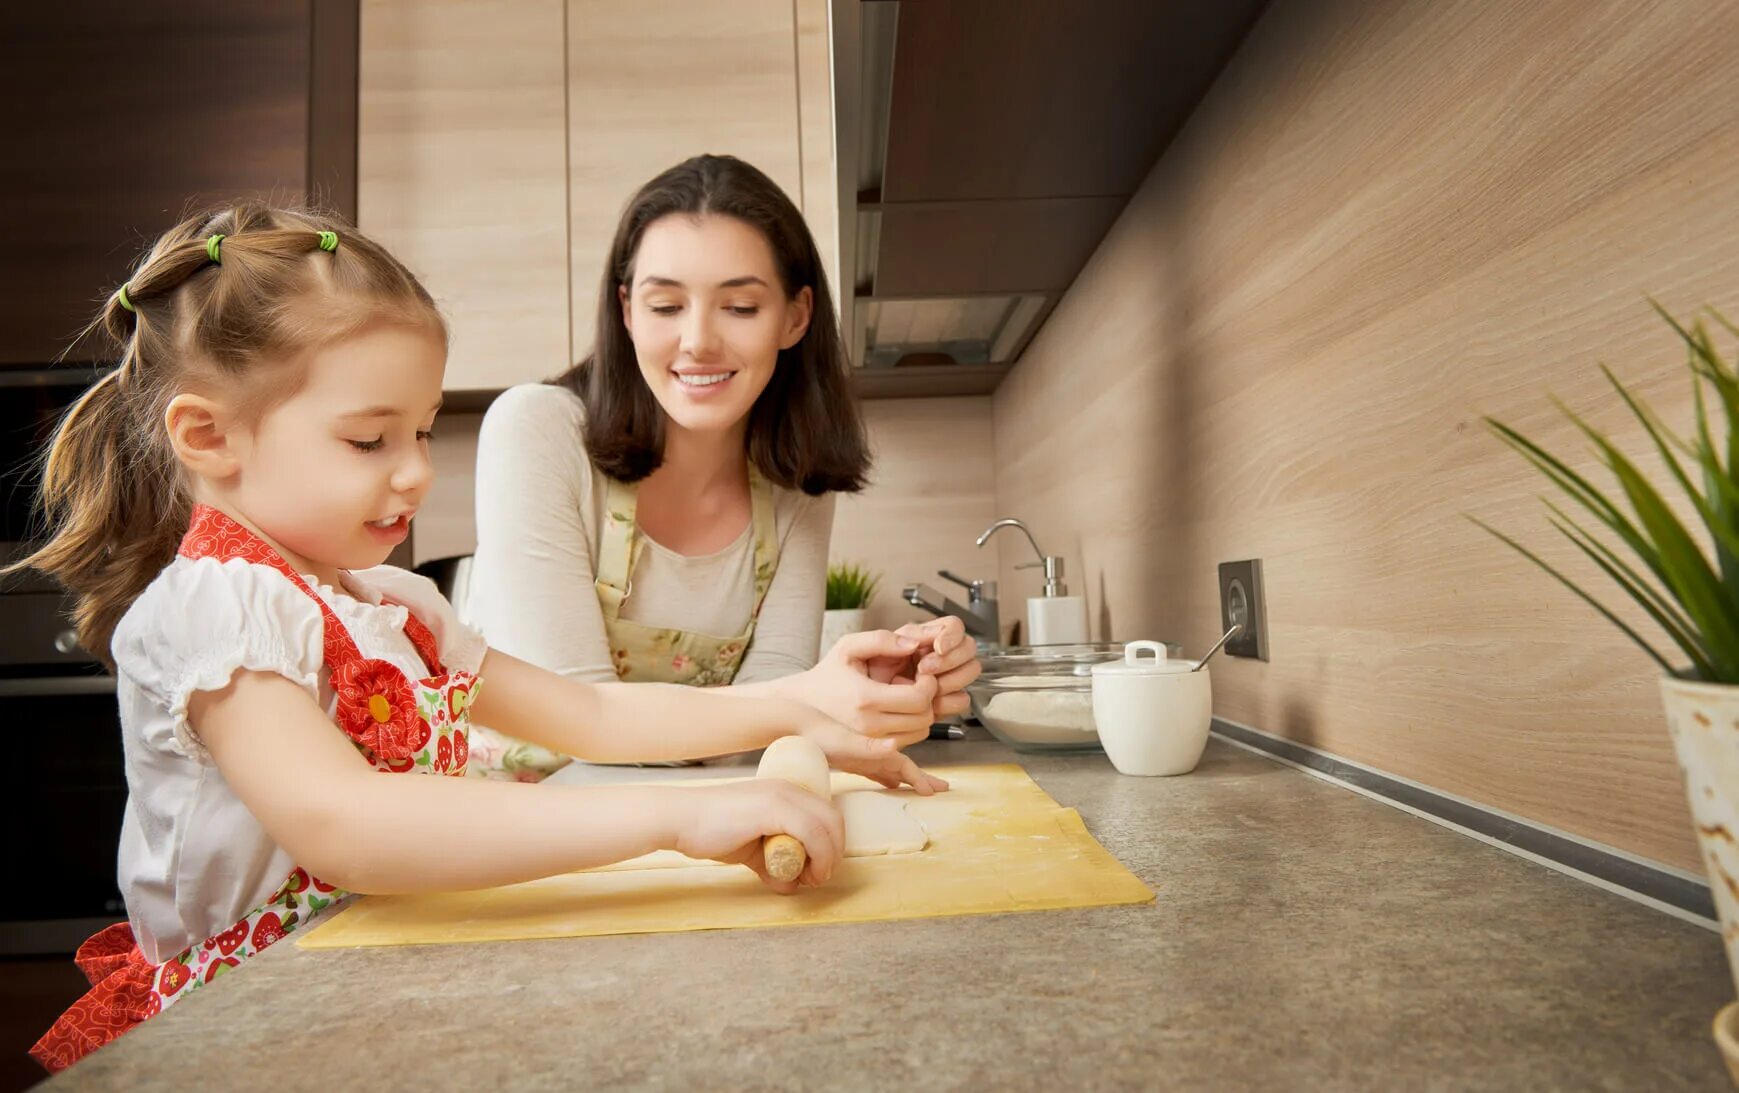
<box><xmin>989</xmin><ymin>0</ymin><xmax>1739</xmax><ymax>872</ymax></box>
<box><xmin>417</xmin><ymin>395</ymin><xmax>998</xmax><ymax>634</ymax></box>
<box><xmin>832</xmin><ymin>397</ymin><xmax>1000</xmax><ymax>631</ymax></box>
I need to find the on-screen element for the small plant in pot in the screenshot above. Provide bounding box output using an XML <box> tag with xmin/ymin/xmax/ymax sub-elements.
<box><xmin>1478</xmin><ymin>302</ymin><xmax>1739</xmax><ymax>1062</ymax></box>
<box><xmin>820</xmin><ymin>562</ymin><xmax>880</xmax><ymax>658</ymax></box>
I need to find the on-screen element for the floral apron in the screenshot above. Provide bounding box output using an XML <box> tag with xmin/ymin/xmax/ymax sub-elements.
<box><xmin>30</xmin><ymin>505</ymin><xmax>480</xmax><ymax>1073</ymax></box>
<box><xmin>468</xmin><ymin>466</ymin><xmax>779</xmax><ymax>780</ymax></box>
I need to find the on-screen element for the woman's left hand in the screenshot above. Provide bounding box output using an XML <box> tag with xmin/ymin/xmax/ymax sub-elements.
<box><xmin>792</xmin><ymin>631</ymin><xmax>944</xmax><ymax>738</ymax></box>
<box><xmin>866</xmin><ymin>616</ymin><xmax>982</xmax><ymax>719</ymax></box>
<box><xmin>779</xmin><ymin>618</ymin><xmax>982</xmax><ymax>738</ymax></box>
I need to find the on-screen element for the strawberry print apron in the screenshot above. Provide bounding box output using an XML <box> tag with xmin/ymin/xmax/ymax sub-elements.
<box><xmin>30</xmin><ymin>505</ymin><xmax>480</xmax><ymax>1073</ymax></box>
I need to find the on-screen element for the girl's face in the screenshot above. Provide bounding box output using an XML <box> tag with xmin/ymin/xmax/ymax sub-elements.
<box><xmin>218</xmin><ymin>322</ymin><xmax>445</xmax><ymax>581</ymax></box>
<box><xmin>620</xmin><ymin>214</ymin><xmax>812</xmax><ymax>442</ymax></box>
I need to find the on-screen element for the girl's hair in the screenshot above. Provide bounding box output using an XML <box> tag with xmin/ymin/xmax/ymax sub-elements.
<box><xmin>553</xmin><ymin>154</ymin><xmax>871</xmax><ymax>495</ymax></box>
<box><xmin>10</xmin><ymin>201</ymin><xmax>443</xmax><ymax>668</ymax></box>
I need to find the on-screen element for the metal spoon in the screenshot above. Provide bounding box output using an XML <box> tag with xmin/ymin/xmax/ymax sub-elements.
<box><xmin>1192</xmin><ymin>623</ymin><xmax>1243</xmax><ymax>672</ymax></box>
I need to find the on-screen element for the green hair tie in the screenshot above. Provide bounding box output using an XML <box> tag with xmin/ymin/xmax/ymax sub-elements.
<box><xmin>117</xmin><ymin>283</ymin><xmax>136</xmax><ymax>313</ymax></box>
<box><xmin>318</xmin><ymin>231</ymin><xmax>339</xmax><ymax>252</ymax></box>
<box><xmin>205</xmin><ymin>234</ymin><xmax>225</xmax><ymax>264</ymax></box>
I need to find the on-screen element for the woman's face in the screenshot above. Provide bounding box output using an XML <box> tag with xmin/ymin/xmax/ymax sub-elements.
<box><xmin>620</xmin><ymin>213</ymin><xmax>812</xmax><ymax>440</ymax></box>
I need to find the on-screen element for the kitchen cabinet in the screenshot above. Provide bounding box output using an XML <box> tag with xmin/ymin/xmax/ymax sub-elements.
<box><xmin>0</xmin><ymin>1</ymin><xmax>357</xmax><ymax>367</ymax></box>
<box><xmin>360</xmin><ymin>0</ymin><xmax>838</xmax><ymax>394</ymax></box>
<box><xmin>359</xmin><ymin>0</ymin><xmax>571</xmax><ymax>393</ymax></box>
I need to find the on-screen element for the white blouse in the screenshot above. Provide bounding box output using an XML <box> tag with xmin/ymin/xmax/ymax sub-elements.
<box><xmin>109</xmin><ymin>556</ymin><xmax>487</xmax><ymax>963</ymax></box>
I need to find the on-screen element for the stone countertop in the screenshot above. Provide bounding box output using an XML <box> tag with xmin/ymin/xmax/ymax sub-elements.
<box><xmin>47</xmin><ymin>735</ymin><xmax>1732</xmax><ymax>1090</ymax></box>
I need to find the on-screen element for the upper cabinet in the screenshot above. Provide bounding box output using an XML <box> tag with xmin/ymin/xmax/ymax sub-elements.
<box><xmin>361</xmin><ymin>0</ymin><xmax>838</xmax><ymax>394</ymax></box>
<box><xmin>834</xmin><ymin>0</ymin><xmax>1267</xmax><ymax>398</ymax></box>
<box><xmin>571</xmin><ymin>0</ymin><xmax>798</xmax><ymax>359</ymax></box>
<box><xmin>359</xmin><ymin>0</ymin><xmax>571</xmax><ymax>393</ymax></box>
<box><xmin>0</xmin><ymin>1</ymin><xmax>357</xmax><ymax>367</ymax></box>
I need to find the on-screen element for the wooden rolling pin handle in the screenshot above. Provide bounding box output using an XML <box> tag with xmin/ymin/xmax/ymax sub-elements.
<box><xmin>755</xmin><ymin>736</ymin><xmax>832</xmax><ymax>885</ymax></box>
<box><xmin>763</xmin><ymin>833</ymin><xmax>807</xmax><ymax>882</ymax></box>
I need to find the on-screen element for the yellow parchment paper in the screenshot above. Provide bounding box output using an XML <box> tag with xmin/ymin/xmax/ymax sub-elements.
<box><xmin>298</xmin><ymin>764</ymin><xmax>1154</xmax><ymax>949</ymax></box>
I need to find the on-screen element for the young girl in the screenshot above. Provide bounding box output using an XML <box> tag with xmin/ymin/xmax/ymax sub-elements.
<box><xmin>18</xmin><ymin>202</ymin><xmax>945</xmax><ymax>1073</ymax></box>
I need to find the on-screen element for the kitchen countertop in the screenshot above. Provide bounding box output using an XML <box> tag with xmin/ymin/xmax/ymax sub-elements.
<box><xmin>45</xmin><ymin>734</ymin><xmax>1732</xmax><ymax>1090</ymax></box>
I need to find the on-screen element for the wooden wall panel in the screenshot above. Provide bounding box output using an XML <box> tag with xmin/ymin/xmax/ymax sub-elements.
<box><xmin>358</xmin><ymin>0</ymin><xmax>570</xmax><ymax>391</ymax></box>
<box><xmin>990</xmin><ymin>0</ymin><xmax>1739</xmax><ymax>871</ymax></box>
<box><xmin>832</xmin><ymin>398</ymin><xmax>1000</xmax><ymax>632</ymax></box>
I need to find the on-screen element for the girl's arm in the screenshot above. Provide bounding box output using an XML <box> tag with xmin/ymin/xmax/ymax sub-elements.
<box><xmin>466</xmin><ymin>650</ymin><xmax>946</xmax><ymax>794</ymax></box>
<box><xmin>194</xmin><ymin>670</ymin><xmax>846</xmax><ymax>894</ymax></box>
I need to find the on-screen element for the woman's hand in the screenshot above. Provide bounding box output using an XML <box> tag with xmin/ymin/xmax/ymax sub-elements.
<box><xmin>862</xmin><ymin>617</ymin><xmax>982</xmax><ymax>718</ymax></box>
<box><xmin>797</xmin><ymin>719</ymin><xmax>951</xmax><ymax>795</ymax></box>
<box><xmin>673</xmin><ymin>780</ymin><xmax>845</xmax><ymax>893</ymax></box>
<box><xmin>787</xmin><ymin>630</ymin><xmax>944</xmax><ymax>738</ymax></box>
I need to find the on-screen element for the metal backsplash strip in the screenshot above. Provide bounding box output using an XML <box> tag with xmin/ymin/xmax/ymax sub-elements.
<box><xmin>1211</xmin><ymin>718</ymin><xmax>1717</xmax><ymax>926</ymax></box>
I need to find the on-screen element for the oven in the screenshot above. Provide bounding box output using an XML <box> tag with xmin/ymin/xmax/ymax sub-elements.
<box><xmin>0</xmin><ymin>369</ymin><xmax>129</xmax><ymax>954</ymax></box>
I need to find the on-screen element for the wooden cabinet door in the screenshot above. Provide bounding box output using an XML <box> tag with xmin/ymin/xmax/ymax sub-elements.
<box><xmin>566</xmin><ymin>0</ymin><xmax>806</xmax><ymax>361</ymax></box>
<box><xmin>359</xmin><ymin>0</ymin><xmax>571</xmax><ymax>392</ymax></box>
<box><xmin>0</xmin><ymin>2</ymin><xmax>339</xmax><ymax>366</ymax></box>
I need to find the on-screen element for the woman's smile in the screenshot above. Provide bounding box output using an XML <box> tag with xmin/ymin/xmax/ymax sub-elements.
<box><xmin>671</xmin><ymin>368</ymin><xmax>738</xmax><ymax>396</ymax></box>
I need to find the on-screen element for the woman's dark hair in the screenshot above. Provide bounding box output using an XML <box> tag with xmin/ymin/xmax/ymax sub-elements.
<box><xmin>553</xmin><ymin>154</ymin><xmax>869</xmax><ymax>495</ymax></box>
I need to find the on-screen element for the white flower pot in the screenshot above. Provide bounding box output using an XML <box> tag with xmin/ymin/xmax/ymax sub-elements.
<box><xmin>819</xmin><ymin>608</ymin><xmax>867</xmax><ymax>660</ymax></box>
<box><xmin>1660</xmin><ymin>675</ymin><xmax>1739</xmax><ymax>1001</ymax></box>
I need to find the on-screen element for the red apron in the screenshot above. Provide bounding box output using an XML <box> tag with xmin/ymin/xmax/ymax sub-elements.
<box><xmin>31</xmin><ymin>505</ymin><xmax>481</xmax><ymax>1072</ymax></box>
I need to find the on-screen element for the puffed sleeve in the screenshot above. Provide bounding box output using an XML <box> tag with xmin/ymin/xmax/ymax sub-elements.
<box><xmin>112</xmin><ymin>558</ymin><xmax>326</xmax><ymax>763</ymax></box>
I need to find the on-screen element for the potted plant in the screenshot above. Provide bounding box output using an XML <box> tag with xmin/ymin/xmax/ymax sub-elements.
<box><xmin>821</xmin><ymin>562</ymin><xmax>880</xmax><ymax>657</ymax></box>
<box><xmin>1478</xmin><ymin>302</ymin><xmax>1739</xmax><ymax>1037</ymax></box>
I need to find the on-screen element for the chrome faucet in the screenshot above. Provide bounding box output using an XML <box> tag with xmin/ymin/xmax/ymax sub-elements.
<box><xmin>902</xmin><ymin>569</ymin><xmax>1000</xmax><ymax>643</ymax></box>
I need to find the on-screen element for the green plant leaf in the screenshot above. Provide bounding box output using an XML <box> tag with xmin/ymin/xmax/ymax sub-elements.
<box><xmin>1542</xmin><ymin>498</ymin><xmax>1703</xmax><ymax>655</ymax></box>
<box><xmin>1486</xmin><ymin>417</ymin><xmax>1674</xmax><ymax>594</ymax></box>
<box><xmin>1597</xmin><ymin>438</ymin><xmax>1739</xmax><ymax>677</ymax></box>
<box><xmin>1486</xmin><ymin>418</ymin><xmax>1624</xmax><ymax>526</ymax></box>
<box><xmin>825</xmin><ymin>562</ymin><xmax>881</xmax><ymax>611</ymax></box>
<box><xmin>1547</xmin><ymin>514</ymin><xmax>1714</xmax><ymax>678</ymax></box>
<box><xmin>1708</xmin><ymin>305</ymin><xmax>1739</xmax><ymax>343</ymax></box>
<box><xmin>1652</xmin><ymin>300</ymin><xmax>1739</xmax><ymax>470</ymax></box>
<box><xmin>1593</xmin><ymin>367</ymin><xmax>1739</xmax><ymax>604</ymax></box>
<box><xmin>1685</xmin><ymin>370</ymin><xmax>1739</xmax><ymax>602</ymax></box>
<box><xmin>1482</xmin><ymin>302</ymin><xmax>1739</xmax><ymax>682</ymax></box>
<box><xmin>1469</xmin><ymin>516</ymin><xmax>1675</xmax><ymax>674</ymax></box>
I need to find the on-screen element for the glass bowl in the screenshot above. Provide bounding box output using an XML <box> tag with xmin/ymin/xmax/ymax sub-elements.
<box><xmin>967</xmin><ymin>673</ymin><xmax>1101</xmax><ymax>753</ymax></box>
<box><xmin>965</xmin><ymin>642</ymin><xmax>1185</xmax><ymax>753</ymax></box>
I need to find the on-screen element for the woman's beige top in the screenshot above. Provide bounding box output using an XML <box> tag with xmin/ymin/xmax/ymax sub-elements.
<box><xmin>464</xmin><ymin>384</ymin><xmax>833</xmax><ymax>684</ymax></box>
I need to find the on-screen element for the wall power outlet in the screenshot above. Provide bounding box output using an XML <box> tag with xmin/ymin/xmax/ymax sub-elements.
<box><xmin>1217</xmin><ymin>559</ymin><xmax>1269</xmax><ymax>660</ymax></box>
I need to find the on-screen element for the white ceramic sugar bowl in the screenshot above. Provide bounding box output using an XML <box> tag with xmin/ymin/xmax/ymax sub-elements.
<box><xmin>1090</xmin><ymin>640</ymin><xmax>1212</xmax><ymax>776</ymax></box>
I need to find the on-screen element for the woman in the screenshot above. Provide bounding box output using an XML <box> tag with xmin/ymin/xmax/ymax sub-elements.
<box><xmin>466</xmin><ymin>155</ymin><xmax>979</xmax><ymax>779</ymax></box>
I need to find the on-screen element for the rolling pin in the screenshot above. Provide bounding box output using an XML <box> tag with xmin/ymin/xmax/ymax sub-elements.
<box><xmin>757</xmin><ymin>736</ymin><xmax>832</xmax><ymax>882</ymax></box>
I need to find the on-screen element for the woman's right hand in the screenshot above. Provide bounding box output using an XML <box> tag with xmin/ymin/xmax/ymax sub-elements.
<box><xmin>671</xmin><ymin>780</ymin><xmax>845</xmax><ymax>894</ymax></box>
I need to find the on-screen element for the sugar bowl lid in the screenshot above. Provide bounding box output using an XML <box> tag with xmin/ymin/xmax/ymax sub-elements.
<box><xmin>1090</xmin><ymin>639</ymin><xmax>1196</xmax><ymax>676</ymax></box>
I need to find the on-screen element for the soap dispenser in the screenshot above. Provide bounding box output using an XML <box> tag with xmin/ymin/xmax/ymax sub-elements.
<box><xmin>976</xmin><ymin>518</ymin><xmax>1090</xmax><ymax>646</ymax></box>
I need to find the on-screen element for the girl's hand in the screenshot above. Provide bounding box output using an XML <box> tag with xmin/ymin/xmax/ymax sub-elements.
<box><xmin>797</xmin><ymin>720</ymin><xmax>950</xmax><ymax>795</ymax></box>
<box><xmin>673</xmin><ymin>780</ymin><xmax>845</xmax><ymax>893</ymax></box>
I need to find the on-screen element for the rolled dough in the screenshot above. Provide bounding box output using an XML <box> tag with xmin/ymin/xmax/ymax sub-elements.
<box><xmin>838</xmin><ymin>790</ymin><xmax>928</xmax><ymax>855</ymax></box>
